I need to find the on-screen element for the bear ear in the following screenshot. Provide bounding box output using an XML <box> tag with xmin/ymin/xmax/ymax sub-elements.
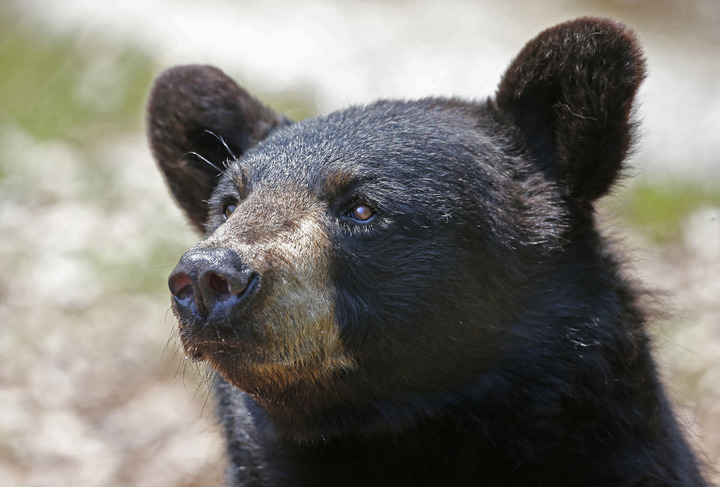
<box><xmin>147</xmin><ymin>65</ymin><xmax>289</xmax><ymax>231</ymax></box>
<box><xmin>495</xmin><ymin>18</ymin><xmax>646</xmax><ymax>202</ymax></box>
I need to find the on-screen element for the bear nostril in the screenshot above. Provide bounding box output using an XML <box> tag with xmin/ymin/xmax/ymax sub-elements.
<box><xmin>169</xmin><ymin>274</ymin><xmax>195</xmax><ymax>302</ymax></box>
<box><xmin>208</xmin><ymin>273</ymin><xmax>232</xmax><ymax>296</ymax></box>
<box><xmin>206</xmin><ymin>272</ymin><xmax>252</xmax><ymax>302</ymax></box>
<box><xmin>176</xmin><ymin>283</ymin><xmax>195</xmax><ymax>302</ymax></box>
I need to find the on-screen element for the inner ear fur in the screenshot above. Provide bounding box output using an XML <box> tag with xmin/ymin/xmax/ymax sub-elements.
<box><xmin>147</xmin><ymin>65</ymin><xmax>289</xmax><ymax>231</ymax></box>
<box><xmin>496</xmin><ymin>17</ymin><xmax>646</xmax><ymax>202</ymax></box>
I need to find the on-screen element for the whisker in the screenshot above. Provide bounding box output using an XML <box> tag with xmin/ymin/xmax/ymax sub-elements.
<box><xmin>199</xmin><ymin>369</ymin><xmax>219</xmax><ymax>416</ymax></box>
<box><xmin>204</xmin><ymin>129</ymin><xmax>238</xmax><ymax>162</ymax></box>
<box><xmin>185</xmin><ymin>151</ymin><xmax>224</xmax><ymax>173</ymax></box>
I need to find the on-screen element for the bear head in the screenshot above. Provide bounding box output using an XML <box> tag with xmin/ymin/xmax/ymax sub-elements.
<box><xmin>147</xmin><ymin>17</ymin><xmax>645</xmax><ymax>440</ymax></box>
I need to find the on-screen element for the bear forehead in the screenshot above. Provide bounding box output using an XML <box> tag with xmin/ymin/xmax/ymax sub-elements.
<box><xmin>230</xmin><ymin>98</ymin><xmax>505</xmax><ymax>187</ymax></box>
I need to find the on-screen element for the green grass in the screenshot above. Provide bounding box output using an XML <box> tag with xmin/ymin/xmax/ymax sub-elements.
<box><xmin>0</xmin><ymin>9</ymin><xmax>316</xmax><ymax>153</ymax></box>
<box><xmin>615</xmin><ymin>182</ymin><xmax>720</xmax><ymax>243</ymax></box>
<box><xmin>0</xmin><ymin>11</ymin><xmax>157</xmax><ymax>145</ymax></box>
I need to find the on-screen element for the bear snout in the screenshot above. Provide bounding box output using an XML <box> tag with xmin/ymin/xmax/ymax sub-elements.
<box><xmin>168</xmin><ymin>247</ymin><xmax>258</xmax><ymax>323</ymax></box>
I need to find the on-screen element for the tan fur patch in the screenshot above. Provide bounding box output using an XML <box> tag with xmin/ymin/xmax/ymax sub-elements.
<box><xmin>197</xmin><ymin>187</ymin><xmax>356</xmax><ymax>391</ymax></box>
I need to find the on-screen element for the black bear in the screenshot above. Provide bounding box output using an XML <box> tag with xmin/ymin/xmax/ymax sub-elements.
<box><xmin>147</xmin><ymin>18</ymin><xmax>707</xmax><ymax>486</ymax></box>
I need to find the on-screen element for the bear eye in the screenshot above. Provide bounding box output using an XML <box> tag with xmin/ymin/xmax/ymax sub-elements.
<box><xmin>222</xmin><ymin>203</ymin><xmax>237</xmax><ymax>221</ymax></box>
<box><xmin>348</xmin><ymin>204</ymin><xmax>375</xmax><ymax>222</ymax></box>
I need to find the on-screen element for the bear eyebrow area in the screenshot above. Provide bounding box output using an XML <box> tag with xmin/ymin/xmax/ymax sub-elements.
<box><xmin>321</xmin><ymin>172</ymin><xmax>378</xmax><ymax>223</ymax></box>
<box><xmin>321</xmin><ymin>171</ymin><xmax>363</xmax><ymax>200</ymax></box>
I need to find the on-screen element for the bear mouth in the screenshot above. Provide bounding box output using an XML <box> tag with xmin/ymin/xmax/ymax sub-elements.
<box><xmin>182</xmin><ymin>338</ymin><xmax>263</xmax><ymax>363</ymax></box>
<box><xmin>177</xmin><ymin>312</ymin><xmax>265</xmax><ymax>366</ymax></box>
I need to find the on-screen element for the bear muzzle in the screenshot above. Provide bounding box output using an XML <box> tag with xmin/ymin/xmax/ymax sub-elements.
<box><xmin>168</xmin><ymin>247</ymin><xmax>259</xmax><ymax>324</ymax></box>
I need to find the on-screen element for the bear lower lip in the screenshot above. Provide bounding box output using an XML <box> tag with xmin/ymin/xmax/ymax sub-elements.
<box><xmin>181</xmin><ymin>334</ymin><xmax>261</xmax><ymax>362</ymax></box>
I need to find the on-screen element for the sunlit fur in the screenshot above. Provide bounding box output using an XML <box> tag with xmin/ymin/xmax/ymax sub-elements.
<box><xmin>148</xmin><ymin>17</ymin><xmax>708</xmax><ymax>487</ymax></box>
<box><xmin>190</xmin><ymin>188</ymin><xmax>356</xmax><ymax>397</ymax></box>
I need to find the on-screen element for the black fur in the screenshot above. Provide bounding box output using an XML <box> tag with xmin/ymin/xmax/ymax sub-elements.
<box><xmin>147</xmin><ymin>18</ymin><xmax>707</xmax><ymax>486</ymax></box>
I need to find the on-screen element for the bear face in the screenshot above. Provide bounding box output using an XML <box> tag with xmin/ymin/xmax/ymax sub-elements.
<box><xmin>147</xmin><ymin>17</ymin><xmax>706</xmax><ymax>486</ymax></box>
<box><xmin>162</xmin><ymin>97</ymin><xmax>562</xmax><ymax>433</ymax></box>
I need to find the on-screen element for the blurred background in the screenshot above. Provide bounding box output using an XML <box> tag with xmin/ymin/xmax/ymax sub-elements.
<box><xmin>0</xmin><ymin>0</ymin><xmax>718</xmax><ymax>485</ymax></box>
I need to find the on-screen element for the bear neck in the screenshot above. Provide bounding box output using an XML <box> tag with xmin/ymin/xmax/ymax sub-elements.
<box><xmin>219</xmin><ymin>348</ymin><xmax>700</xmax><ymax>486</ymax></box>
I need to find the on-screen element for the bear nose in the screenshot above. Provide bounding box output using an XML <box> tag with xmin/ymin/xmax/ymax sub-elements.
<box><xmin>168</xmin><ymin>248</ymin><xmax>257</xmax><ymax>320</ymax></box>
